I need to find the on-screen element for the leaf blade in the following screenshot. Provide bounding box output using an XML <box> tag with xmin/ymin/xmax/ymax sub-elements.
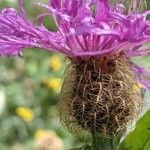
<box><xmin>120</xmin><ymin>111</ymin><xmax>150</xmax><ymax>150</ymax></box>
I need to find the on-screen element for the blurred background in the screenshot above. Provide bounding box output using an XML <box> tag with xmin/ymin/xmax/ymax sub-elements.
<box><xmin>0</xmin><ymin>0</ymin><xmax>78</xmax><ymax>149</ymax></box>
<box><xmin>0</xmin><ymin>0</ymin><xmax>149</xmax><ymax>150</ymax></box>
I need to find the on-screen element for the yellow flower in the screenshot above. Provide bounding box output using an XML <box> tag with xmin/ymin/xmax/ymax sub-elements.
<box><xmin>34</xmin><ymin>129</ymin><xmax>56</xmax><ymax>140</ymax></box>
<box><xmin>133</xmin><ymin>82</ymin><xmax>143</xmax><ymax>92</ymax></box>
<box><xmin>49</xmin><ymin>55</ymin><xmax>62</xmax><ymax>72</ymax></box>
<box><xmin>46</xmin><ymin>78</ymin><xmax>62</xmax><ymax>93</ymax></box>
<box><xmin>16</xmin><ymin>107</ymin><xmax>34</xmax><ymax>122</ymax></box>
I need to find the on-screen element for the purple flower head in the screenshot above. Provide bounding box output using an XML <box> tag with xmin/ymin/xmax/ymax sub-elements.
<box><xmin>0</xmin><ymin>0</ymin><xmax>150</xmax><ymax>87</ymax></box>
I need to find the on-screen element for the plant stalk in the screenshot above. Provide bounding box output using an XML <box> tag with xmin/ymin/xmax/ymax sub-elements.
<box><xmin>92</xmin><ymin>133</ymin><xmax>121</xmax><ymax>150</ymax></box>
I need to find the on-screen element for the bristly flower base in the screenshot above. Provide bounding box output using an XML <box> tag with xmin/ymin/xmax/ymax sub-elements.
<box><xmin>59</xmin><ymin>56</ymin><xmax>143</xmax><ymax>137</ymax></box>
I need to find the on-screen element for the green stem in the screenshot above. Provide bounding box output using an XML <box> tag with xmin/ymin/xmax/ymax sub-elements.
<box><xmin>92</xmin><ymin>133</ymin><xmax>121</xmax><ymax>150</ymax></box>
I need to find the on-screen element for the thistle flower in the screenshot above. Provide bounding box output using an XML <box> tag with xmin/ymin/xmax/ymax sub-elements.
<box><xmin>0</xmin><ymin>0</ymin><xmax>150</xmax><ymax>137</ymax></box>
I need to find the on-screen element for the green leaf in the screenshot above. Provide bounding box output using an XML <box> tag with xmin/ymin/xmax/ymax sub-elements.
<box><xmin>70</xmin><ymin>144</ymin><xmax>92</xmax><ymax>150</ymax></box>
<box><xmin>119</xmin><ymin>111</ymin><xmax>150</xmax><ymax>150</ymax></box>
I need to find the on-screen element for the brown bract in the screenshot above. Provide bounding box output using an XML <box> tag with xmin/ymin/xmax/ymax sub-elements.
<box><xmin>59</xmin><ymin>56</ymin><xmax>143</xmax><ymax>137</ymax></box>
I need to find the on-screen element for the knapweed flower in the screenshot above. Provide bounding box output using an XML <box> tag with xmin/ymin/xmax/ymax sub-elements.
<box><xmin>16</xmin><ymin>107</ymin><xmax>34</xmax><ymax>122</ymax></box>
<box><xmin>0</xmin><ymin>0</ymin><xmax>150</xmax><ymax>137</ymax></box>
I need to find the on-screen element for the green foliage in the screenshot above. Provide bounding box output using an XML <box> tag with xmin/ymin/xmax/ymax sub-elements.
<box><xmin>0</xmin><ymin>47</ymin><xmax>79</xmax><ymax>149</ymax></box>
<box><xmin>70</xmin><ymin>144</ymin><xmax>92</xmax><ymax>150</ymax></box>
<box><xmin>120</xmin><ymin>111</ymin><xmax>150</xmax><ymax>150</ymax></box>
